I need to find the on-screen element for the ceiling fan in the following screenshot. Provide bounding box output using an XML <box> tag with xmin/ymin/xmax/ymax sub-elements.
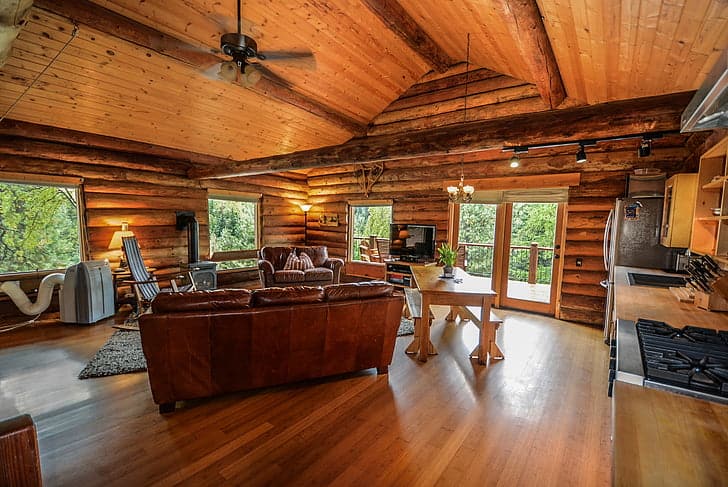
<box><xmin>207</xmin><ymin>0</ymin><xmax>315</xmax><ymax>87</ymax></box>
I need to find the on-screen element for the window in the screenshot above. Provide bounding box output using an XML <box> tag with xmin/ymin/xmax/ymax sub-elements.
<box><xmin>0</xmin><ymin>180</ymin><xmax>81</xmax><ymax>273</ymax></box>
<box><xmin>348</xmin><ymin>201</ymin><xmax>392</xmax><ymax>261</ymax></box>
<box><xmin>208</xmin><ymin>193</ymin><xmax>260</xmax><ymax>270</ymax></box>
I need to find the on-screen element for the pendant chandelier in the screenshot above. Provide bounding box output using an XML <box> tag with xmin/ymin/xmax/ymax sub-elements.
<box><xmin>447</xmin><ymin>33</ymin><xmax>475</xmax><ymax>204</ymax></box>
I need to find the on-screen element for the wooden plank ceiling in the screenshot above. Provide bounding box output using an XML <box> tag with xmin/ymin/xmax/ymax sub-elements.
<box><xmin>0</xmin><ymin>0</ymin><xmax>726</xmax><ymax>171</ymax></box>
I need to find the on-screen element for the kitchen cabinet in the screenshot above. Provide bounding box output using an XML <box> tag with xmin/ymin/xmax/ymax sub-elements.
<box><xmin>660</xmin><ymin>173</ymin><xmax>697</xmax><ymax>247</ymax></box>
<box><xmin>690</xmin><ymin>136</ymin><xmax>728</xmax><ymax>256</ymax></box>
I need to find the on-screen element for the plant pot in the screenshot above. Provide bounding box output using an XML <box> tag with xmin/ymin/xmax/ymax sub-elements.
<box><xmin>443</xmin><ymin>265</ymin><xmax>454</xmax><ymax>277</ymax></box>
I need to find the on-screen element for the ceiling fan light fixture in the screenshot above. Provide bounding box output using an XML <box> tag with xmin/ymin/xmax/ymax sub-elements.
<box><xmin>243</xmin><ymin>64</ymin><xmax>261</xmax><ymax>85</ymax></box>
<box><xmin>219</xmin><ymin>61</ymin><xmax>238</xmax><ymax>82</ymax></box>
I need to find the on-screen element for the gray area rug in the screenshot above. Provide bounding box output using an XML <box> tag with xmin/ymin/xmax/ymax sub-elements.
<box><xmin>79</xmin><ymin>316</ymin><xmax>414</xmax><ymax>379</ymax></box>
<box><xmin>78</xmin><ymin>330</ymin><xmax>146</xmax><ymax>379</ymax></box>
<box><xmin>397</xmin><ymin>317</ymin><xmax>415</xmax><ymax>336</ymax></box>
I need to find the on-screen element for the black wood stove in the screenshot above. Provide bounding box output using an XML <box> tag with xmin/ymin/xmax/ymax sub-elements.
<box><xmin>176</xmin><ymin>211</ymin><xmax>217</xmax><ymax>290</ymax></box>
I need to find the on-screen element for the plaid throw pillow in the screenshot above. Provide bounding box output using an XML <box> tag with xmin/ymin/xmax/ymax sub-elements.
<box><xmin>283</xmin><ymin>251</ymin><xmax>302</xmax><ymax>270</ymax></box>
<box><xmin>299</xmin><ymin>252</ymin><xmax>315</xmax><ymax>270</ymax></box>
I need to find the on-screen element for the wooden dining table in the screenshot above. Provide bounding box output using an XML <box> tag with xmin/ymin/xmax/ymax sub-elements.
<box><xmin>409</xmin><ymin>265</ymin><xmax>501</xmax><ymax>365</ymax></box>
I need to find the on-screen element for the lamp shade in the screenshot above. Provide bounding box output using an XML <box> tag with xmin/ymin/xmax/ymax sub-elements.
<box><xmin>108</xmin><ymin>222</ymin><xmax>134</xmax><ymax>250</ymax></box>
<box><xmin>299</xmin><ymin>203</ymin><xmax>313</xmax><ymax>212</ymax></box>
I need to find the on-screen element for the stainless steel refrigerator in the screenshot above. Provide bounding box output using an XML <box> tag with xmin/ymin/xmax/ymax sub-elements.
<box><xmin>602</xmin><ymin>197</ymin><xmax>674</xmax><ymax>343</ymax></box>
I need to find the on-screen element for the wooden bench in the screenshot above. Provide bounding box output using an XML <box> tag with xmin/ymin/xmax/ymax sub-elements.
<box><xmin>403</xmin><ymin>288</ymin><xmax>436</xmax><ymax>356</ymax></box>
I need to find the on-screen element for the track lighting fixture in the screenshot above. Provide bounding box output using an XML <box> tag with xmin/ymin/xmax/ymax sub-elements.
<box><xmin>576</xmin><ymin>144</ymin><xmax>587</xmax><ymax>163</ymax></box>
<box><xmin>502</xmin><ymin>131</ymin><xmax>673</xmax><ymax>163</ymax></box>
<box><xmin>638</xmin><ymin>138</ymin><xmax>652</xmax><ymax>157</ymax></box>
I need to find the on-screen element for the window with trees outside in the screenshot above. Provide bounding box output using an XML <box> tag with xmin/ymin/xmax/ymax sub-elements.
<box><xmin>208</xmin><ymin>194</ymin><xmax>259</xmax><ymax>270</ymax></box>
<box><xmin>349</xmin><ymin>202</ymin><xmax>392</xmax><ymax>261</ymax></box>
<box><xmin>0</xmin><ymin>180</ymin><xmax>81</xmax><ymax>274</ymax></box>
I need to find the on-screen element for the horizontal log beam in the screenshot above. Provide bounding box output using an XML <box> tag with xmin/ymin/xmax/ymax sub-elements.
<box><xmin>33</xmin><ymin>0</ymin><xmax>366</xmax><ymax>136</ymax></box>
<box><xmin>190</xmin><ymin>92</ymin><xmax>693</xmax><ymax>179</ymax></box>
<box><xmin>0</xmin><ymin>119</ymin><xmax>232</xmax><ymax>166</ymax></box>
<box><xmin>361</xmin><ymin>0</ymin><xmax>455</xmax><ymax>73</ymax></box>
<box><xmin>0</xmin><ymin>137</ymin><xmax>188</xmax><ymax>175</ymax></box>
<box><xmin>442</xmin><ymin>173</ymin><xmax>580</xmax><ymax>190</ymax></box>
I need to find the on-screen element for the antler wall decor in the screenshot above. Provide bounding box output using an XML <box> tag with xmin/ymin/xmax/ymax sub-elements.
<box><xmin>355</xmin><ymin>163</ymin><xmax>384</xmax><ymax>197</ymax></box>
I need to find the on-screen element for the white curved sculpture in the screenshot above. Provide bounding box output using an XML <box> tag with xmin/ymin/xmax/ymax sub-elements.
<box><xmin>0</xmin><ymin>273</ymin><xmax>65</xmax><ymax>315</ymax></box>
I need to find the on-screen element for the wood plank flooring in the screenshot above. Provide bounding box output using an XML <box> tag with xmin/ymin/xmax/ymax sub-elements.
<box><xmin>0</xmin><ymin>308</ymin><xmax>611</xmax><ymax>486</ymax></box>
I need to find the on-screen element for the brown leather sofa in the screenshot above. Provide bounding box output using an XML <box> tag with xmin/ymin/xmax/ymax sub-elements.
<box><xmin>258</xmin><ymin>245</ymin><xmax>344</xmax><ymax>287</ymax></box>
<box><xmin>139</xmin><ymin>282</ymin><xmax>403</xmax><ymax>413</ymax></box>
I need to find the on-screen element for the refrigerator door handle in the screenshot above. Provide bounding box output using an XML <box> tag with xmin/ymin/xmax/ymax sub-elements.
<box><xmin>603</xmin><ymin>209</ymin><xmax>614</xmax><ymax>271</ymax></box>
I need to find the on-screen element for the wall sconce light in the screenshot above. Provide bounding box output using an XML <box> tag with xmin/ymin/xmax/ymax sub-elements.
<box><xmin>638</xmin><ymin>138</ymin><xmax>652</xmax><ymax>157</ymax></box>
<box><xmin>576</xmin><ymin>144</ymin><xmax>587</xmax><ymax>163</ymax></box>
<box><xmin>108</xmin><ymin>221</ymin><xmax>134</xmax><ymax>269</ymax></box>
<box><xmin>299</xmin><ymin>203</ymin><xmax>313</xmax><ymax>244</ymax></box>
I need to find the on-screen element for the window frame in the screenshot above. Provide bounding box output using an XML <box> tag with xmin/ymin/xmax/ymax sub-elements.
<box><xmin>207</xmin><ymin>190</ymin><xmax>261</xmax><ymax>270</ymax></box>
<box><xmin>0</xmin><ymin>173</ymin><xmax>86</xmax><ymax>276</ymax></box>
<box><xmin>347</xmin><ymin>199</ymin><xmax>393</xmax><ymax>262</ymax></box>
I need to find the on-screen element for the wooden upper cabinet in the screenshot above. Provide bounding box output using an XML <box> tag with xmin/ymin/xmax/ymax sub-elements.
<box><xmin>661</xmin><ymin>173</ymin><xmax>698</xmax><ymax>248</ymax></box>
<box><xmin>690</xmin><ymin>137</ymin><xmax>728</xmax><ymax>256</ymax></box>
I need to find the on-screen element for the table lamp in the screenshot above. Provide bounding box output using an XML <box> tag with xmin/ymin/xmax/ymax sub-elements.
<box><xmin>108</xmin><ymin>222</ymin><xmax>134</xmax><ymax>269</ymax></box>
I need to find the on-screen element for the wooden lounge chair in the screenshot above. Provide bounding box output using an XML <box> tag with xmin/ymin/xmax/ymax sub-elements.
<box><xmin>121</xmin><ymin>236</ymin><xmax>195</xmax><ymax>311</ymax></box>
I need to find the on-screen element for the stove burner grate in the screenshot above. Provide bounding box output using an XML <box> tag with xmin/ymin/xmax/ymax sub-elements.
<box><xmin>636</xmin><ymin>319</ymin><xmax>728</xmax><ymax>398</ymax></box>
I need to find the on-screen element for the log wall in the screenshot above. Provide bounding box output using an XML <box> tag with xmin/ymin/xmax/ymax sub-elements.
<box><xmin>0</xmin><ymin>140</ymin><xmax>307</xmax><ymax>318</ymax></box>
<box><xmin>305</xmin><ymin>137</ymin><xmax>696</xmax><ymax>326</ymax></box>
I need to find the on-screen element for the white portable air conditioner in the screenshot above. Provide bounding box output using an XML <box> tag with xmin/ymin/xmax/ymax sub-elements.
<box><xmin>60</xmin><ymin>260</ymin><xmax>115</xmax><ymax>324</ymax></box>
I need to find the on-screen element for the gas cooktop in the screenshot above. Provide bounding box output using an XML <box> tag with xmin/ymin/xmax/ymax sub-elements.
<box><xmin>635</xmin><ymin>319</ymin><xmax>728</xmax><ymax>401</ymax></box>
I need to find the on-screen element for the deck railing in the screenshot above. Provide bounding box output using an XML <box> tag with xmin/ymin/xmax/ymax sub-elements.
<box><xmin>459</xmin><ymin>241</ymin><xmax>554</xmax><ymax>284</ymax></box>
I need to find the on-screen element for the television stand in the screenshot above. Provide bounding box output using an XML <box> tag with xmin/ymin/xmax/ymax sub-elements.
<box><xmin>385</xmin><ymin>260</ymin><xmax>437</xmax><ymax>288</ymax></box>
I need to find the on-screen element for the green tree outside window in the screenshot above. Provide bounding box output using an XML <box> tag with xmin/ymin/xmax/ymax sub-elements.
<box><xmin>208</xmin><ymin>198</ymin><xmax>257</xmax><ymax>270</ymax></box>
<box><xmin>0</xmin><ymin>182</ymin><xmax>80</xmax><ymax>273</ymax></box>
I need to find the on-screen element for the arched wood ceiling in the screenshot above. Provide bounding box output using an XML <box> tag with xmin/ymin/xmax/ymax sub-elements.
<box><xmin>537</xmin><ymin>0</ymin><xmax>728</xmax><ymax>104</ymax></box>
<box><xmin>0</xmin><ymin>0</ymin><xmax>726</xmax><ymax>166</ymax></box>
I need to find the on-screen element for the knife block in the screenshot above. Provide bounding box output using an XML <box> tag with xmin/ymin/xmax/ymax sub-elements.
<box><xmin>694</xmin><ymin>290</ymin><xmax>728</xmax><ymax>311</ymax></box>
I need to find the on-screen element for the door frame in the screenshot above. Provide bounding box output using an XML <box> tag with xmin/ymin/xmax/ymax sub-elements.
<box><xmin>497</xmin><ymin>202</ymin><xmax>566</xmax><ymax>315</ymax></box>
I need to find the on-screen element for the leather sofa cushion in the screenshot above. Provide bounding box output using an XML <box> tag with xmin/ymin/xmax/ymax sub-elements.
<box><xmin>324</xmin><ymin>281</ymin><xmax>394</xmax><ymax>302</ymax></box>
<box><xmin>152</xmin><ymin>289</ymin><xmax>252</xmax><ymax>313</ymax></box>
<box><xmin>252</xmin><ymin>286</ymin><xmax>325</xmax><ymax>307</ymax></box>
<box><xmin>294</xmin><ymin>246</ymin><xmax>328</xmax><ymax>267</ymax></box>
<box><xmin>304</xmin><ymin>267</ymin><xmax>333</xmax><ymax>281</ymax></box>
<box><xmin>274</xmin><ymin>270</ymin><xmax>305</xmax><ymax>283</ymax></box>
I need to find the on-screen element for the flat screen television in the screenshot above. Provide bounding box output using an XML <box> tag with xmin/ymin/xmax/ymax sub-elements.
<box><xmin>389</xmin><ymin>224</ymin><xmax>437</xmax><ymax>261</ymax></box>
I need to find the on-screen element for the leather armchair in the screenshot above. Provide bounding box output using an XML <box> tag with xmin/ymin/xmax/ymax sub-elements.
<box><xmin>258</xmin><ymin>246</ymin><xmax>344</xmax><ymax>287</ymax></box>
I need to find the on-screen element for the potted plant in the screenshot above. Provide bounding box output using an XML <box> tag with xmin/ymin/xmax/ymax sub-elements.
<box><xmin>437</xmin><ymin>243</ymin><xmax>457</xmax><ymax>277</ymax></box>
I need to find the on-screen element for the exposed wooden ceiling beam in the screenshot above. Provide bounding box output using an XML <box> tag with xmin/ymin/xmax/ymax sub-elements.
<box><xmin>494</xmin><ymin>0</ymin><xmax>566</xmax><ymax>108</ymax></box>
<box><xmin>188</xmin><ymin>92</ymin><xmax>693</xmax><ymax>179</ymax></box>
<box><xmin>0</xmin><ymin>120</ymin><xmax>228</xmax><ymax>166</ymax></box>
<box><xmin>361</xmin><ymin>0</ymin><xmax>455</xmax><ymax>73</ymax></box>
<box><xmin>33</xmin><ymin>0</ymin><xmax>367</xmax><ymax>136</ymax></box>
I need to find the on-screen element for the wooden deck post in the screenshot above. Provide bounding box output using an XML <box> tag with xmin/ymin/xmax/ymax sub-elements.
<box><xmin>528</xmin><ymin>242</ymin><xmax>539</xmax><ymax>284</ymax></box>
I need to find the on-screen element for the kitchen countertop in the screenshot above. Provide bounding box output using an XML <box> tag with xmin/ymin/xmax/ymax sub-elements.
<box><xmin>612</xmin><ymin>266</ymin><xmax>728</xmax><ymax>486</ymax></box>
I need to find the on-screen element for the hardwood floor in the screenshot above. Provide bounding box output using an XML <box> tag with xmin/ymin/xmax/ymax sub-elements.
<box><xmin>0</xmin><ymin>308</ymin><xmax>611</xmax><ymax>486</ymax></box>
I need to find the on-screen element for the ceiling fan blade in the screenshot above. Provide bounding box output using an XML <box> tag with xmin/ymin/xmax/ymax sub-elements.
<box><xmin>259</xmin><ymin>50</ymin><xmax>316</xmax><ymax>69</ymax></box>
<box><xmin>252</xmin><ymin>64</ymin><xmax>294</xmax><ymax>90</ymax></box>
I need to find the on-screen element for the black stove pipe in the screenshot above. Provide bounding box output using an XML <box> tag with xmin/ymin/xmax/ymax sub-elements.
<box><xmin>176</xmin><ymin>211</ymin><xmax>199</xmax><ymax>264</ymax></box>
